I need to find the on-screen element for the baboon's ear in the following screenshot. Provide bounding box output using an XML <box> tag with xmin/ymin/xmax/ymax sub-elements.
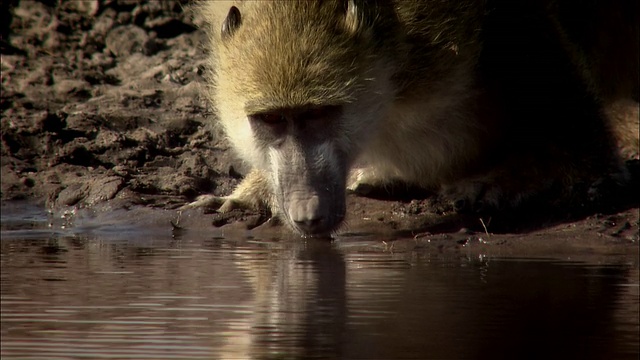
<box><xmin>344</xmin><ymin>0</ymin><xmax>376</xmax><ymax>34</ymax></box>
<box><xmin>221</xmin><ymin>6</ymin><xmax>242</xmax><ymax>40</ymax></box>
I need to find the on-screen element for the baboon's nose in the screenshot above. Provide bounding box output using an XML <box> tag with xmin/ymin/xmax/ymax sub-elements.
<box><xmin>288</xmin><ymin>194</ymin><xmax>333</xmax><ymax>235</ymax></box>
<box><xmin>293</xmin><ymin>217</ymin><xmax>327</xmax><ymax>235</ymax></box>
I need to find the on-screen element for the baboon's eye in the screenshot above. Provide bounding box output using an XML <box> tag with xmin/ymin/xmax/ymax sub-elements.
<box><xmin>251</xmin><ymin>113</ymin><xmax>286</xmax><ymax>125</ymax></box>
<box><xmin>249</xmin><ymin>112</ymin><xmax>287</xmax><ymax>142</ymax></box>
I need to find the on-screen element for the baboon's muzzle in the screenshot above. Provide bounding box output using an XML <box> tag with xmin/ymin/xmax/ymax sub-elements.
<box><xmin>272</xmin><ymin>143</ymin><xmax>347</xmax><ymax>236</ymax></box>
<box><xmin>283</xmin><ymin>185</ymin><xmax>345</xmax><ymax>236</ymax></box>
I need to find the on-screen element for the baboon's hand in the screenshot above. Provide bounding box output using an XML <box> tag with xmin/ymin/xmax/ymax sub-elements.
<box><xmin>180</xmin><ymin>169</ymin><xmax>274</xmax><ymax>214</ymax></box>
<box><xmin>347</xmin><ymin>167</ymin><xmax>389</xmax><ymax>196</ymax></box>
<box><xmin>180</xmin><ymin>194</ymin><xmax>240</xmax><ymax>213</ymax></box>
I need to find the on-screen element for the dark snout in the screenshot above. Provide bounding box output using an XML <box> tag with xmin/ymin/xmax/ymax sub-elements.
<box><xmin>285</xmin><ymin>190</ymin><xmax>345</xmax><ymax>236</ymax></box>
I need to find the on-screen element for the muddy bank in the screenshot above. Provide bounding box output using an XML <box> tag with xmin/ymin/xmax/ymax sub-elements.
<box><xmin>2</xmin><ymin>0</ymin><xmax>240</xmax><ymax>207</ymax></box>
<box><xmin>1</xmin><ymin>1</ymin><xmax>638</xmax><ymax>249</ymax></box>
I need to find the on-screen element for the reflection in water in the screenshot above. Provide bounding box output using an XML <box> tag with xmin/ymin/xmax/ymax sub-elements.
<box><xmin>0</xmin><ymin>205</ymin><xmax>638</xmax><ymax>359</ymax></box>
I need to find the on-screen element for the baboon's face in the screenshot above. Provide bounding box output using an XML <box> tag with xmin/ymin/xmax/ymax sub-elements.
<box><xmin>248</xmin><ymin>105</ymin><xmax>350</xmax><ymax>236</ymax></box>
<box><xmin>213</xmin><ymin>2</ymin><xmax>396</xmax><ymax>235</ymax></box>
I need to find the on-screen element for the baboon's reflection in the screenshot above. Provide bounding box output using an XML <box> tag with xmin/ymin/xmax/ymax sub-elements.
<box><xmin>231</xmin><ymin>239</ymin><xmax>347</xmax><ymax>359</ymax></box>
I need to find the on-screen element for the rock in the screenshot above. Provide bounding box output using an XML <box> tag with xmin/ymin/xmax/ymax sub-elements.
<box><xmin>89</xmin><ymin>8</ymin><xmax>116</xmax><ymax>42</ymax></box>
<box><xmin>105</xmin><ymin>25</ymin><xmax>158</xmax><ymax>57</ymax></box>
<box><xmin>34</xmin><ymin>110</ymin><xmax>65</xmax><ymax>133</ymax></box>
<box><xmin>54</xmin><ymin>79</ymin><xmax>91</xmax><ymax>100</ymax></box>
<box><xmin>0</xmin><ymin>167</ymin><xmax>24</xmax><ymax>200</ymax></box>
<box><xmin>63</xmin><ymin>0</ymin><xmax>100</xmax><ymax>17</ymax></box>
<box><xmin>55</xmin><ymin>175</ymin><xmax>124</xmax><ymax>207</ymax></box>
<box><xmin>56</xmin><ymin>183</ymin><xmax>87</xmax><ymax>206</ymax></box>
<box><xmin>85</xmin><ymin>176</ymin><xmax>124</xmax><ymax>205</ymax></box>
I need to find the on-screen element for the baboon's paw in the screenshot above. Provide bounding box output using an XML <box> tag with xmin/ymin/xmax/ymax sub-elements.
<box><xmin>442</xmin><ymin>179</ymin><xmax>516</xmax><ymax>214</ymax></box>
<box><xmin>180</xmin><ymin>194</ymin><xmax>226</xmax><ymax>211</ymax></box>
<box><xmin>347</xmin><ymin>182</ymin><xmax>377</xmax><ymax>196</ymax></box>
<box><xmin>218</xmin><ymin>198</ymin><xmax>247</xmax><ymax>213</ymax></box>
<box><xmin>181</xmin><ymin>194</ymin><xmax>259</xmax><ymax>214</ymax></box>
<box><xmin>347</xmin><ymin>167</ymin><xmax>389</xmax><ymax>196</ymax></box>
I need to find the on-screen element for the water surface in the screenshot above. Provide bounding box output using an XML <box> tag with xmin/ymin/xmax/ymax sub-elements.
<box><xmin>1</xmin><ymin>202</ymin><xmax>638</xmax><ymax>359</ymax></box>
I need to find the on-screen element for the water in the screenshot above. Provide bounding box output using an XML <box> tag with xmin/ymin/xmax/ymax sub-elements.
<box><xmin>1</xmin><ymin>202</ymin><xmax>638</xmax><ymax>359</ymax></box>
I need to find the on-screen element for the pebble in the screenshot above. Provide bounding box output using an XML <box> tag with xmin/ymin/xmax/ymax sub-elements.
<box><xmin>105</xmin><ymin>25</ymin><xmax>158</xmax><ymax>57</ymax></box>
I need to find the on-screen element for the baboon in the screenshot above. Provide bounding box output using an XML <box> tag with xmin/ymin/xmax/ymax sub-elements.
<box><xmin>191</xmin><ymin>0</ymin><xmax>639</xmax><ymax>236</ymax></box>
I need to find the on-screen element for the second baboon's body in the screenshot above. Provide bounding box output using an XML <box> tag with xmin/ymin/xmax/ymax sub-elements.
<box><xmin>195</xmin><ymin>0</ymin><xmax>639</xmax><ymax>235</ymax></box>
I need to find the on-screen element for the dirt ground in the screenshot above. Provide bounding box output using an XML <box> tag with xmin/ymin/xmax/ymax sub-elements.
<box><xmin>1</xmin><ymin>1</ymin><xmax>639</xmax><ymax>253</ymax></box>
